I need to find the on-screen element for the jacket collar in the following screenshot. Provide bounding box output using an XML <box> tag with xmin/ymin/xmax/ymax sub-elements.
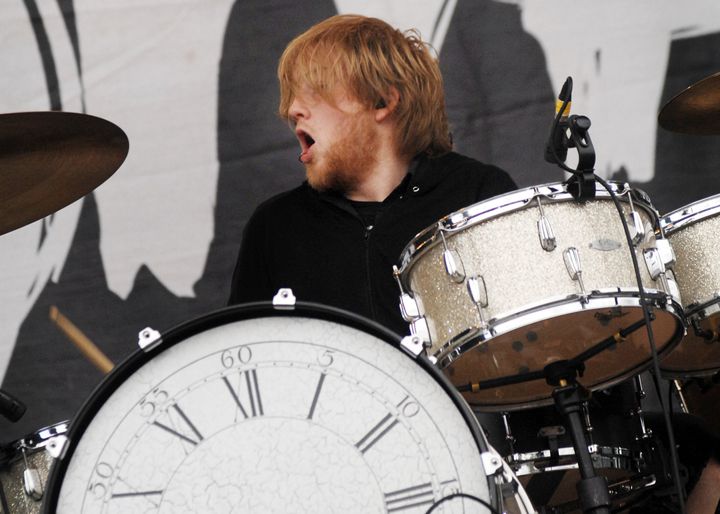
<box><xmin>310</xmin><ymin>151</ymin><xmax>458</xmax><ymax>211</ymax></box>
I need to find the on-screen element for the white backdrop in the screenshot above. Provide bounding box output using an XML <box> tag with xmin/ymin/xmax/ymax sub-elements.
<box><xmin>1</xmin><ymin>0</ymin><xmax>720</xmax><ymax>438</ymax></box>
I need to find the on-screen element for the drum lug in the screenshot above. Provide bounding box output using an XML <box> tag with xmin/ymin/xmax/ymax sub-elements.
<box><xmin>467</xmin><ymin>275</ymin><xmax>489</xmax><ymax>329</ymax></box>
<box><xmin>442</xmin><ymin>249</ymin><xmax>465</xmax><ymax>283</ymax></box>
<box><xmin>626</xmin><ymin>194</ymin><xmax>646</xmax><ymax>245</ymax></box>
<box><xmin>46</xmin><ymin>434</ymin><xmax>68</xmax><ymax>460</ymax></box>
<box><xmin>400</xmin><ymin>334</ymin><xmax>426</xmax><ymax>358</ymax></box>
<box><xmin>272</xmin><ymin>288</ymin><xmax>296</xmax><ymax>309</ymax></box>
<box><xmin>480</xmin><ymin>451</ymin><xmax>504</xmax><ymax>476</ymax></box>
<box><xmin>664</xmin><ymin>272</ymin><xmax>682</xmax><ymax>303</ymax></box>
<box><xmin>439</xmin><ymin>227</ymin><xmax>465</xmax><ymax>283</ymax></box>
<box><xmin>643</xmin><ymin>248</ymin><xmax>670</xmax><ymax>290</ymax></box>
<box><xmin>643</xmin><ymin>248</ymin><xmax>680</xmax><ymax>301</ymax></box>
<box><xmin>627</xmin><ymin>211</ymin><xmax>645</xmax><ymax>245</ymax></box>
<box><xmin>536</xmin><ymin>196</ymin><xmax>557</xmax><ymax>251</ymax></box>
<box><xmin>138</xmin><ymin>327</ymin><xmax>162</xmax><ymax>352</ymax></box>
<box><xmin>563</xmin><ymin>247</ymin><xmax>588</xmax><ymax>301</ymax></box>
<box><xmin>655</xmin><ymin>238</ymin><xmax>676</xmax><ymax>268</ymax></box>
<box><xmin>23</xmin><ymin>467</ymin><xmax>43</xmax><ymax>500</ymax></box>
<box><xmin>398</xmin><ymin>293</ymin><xmax>421</xmax><ymax>321</ymax></box>
<box><xmin>394</xmin><ymin>266</ymin><xmax>425</xmax><ymax>322</ymax></box>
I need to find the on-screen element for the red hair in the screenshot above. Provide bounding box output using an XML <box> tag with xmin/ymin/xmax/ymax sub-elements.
<box><xmin>278</xmin><ymin>15</ymin><xmax>452</xmax><ymax>158</ymax></box>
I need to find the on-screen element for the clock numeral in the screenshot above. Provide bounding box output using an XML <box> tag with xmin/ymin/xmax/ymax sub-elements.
<box><xmin>307</xmin><ymin>372</ymin><xmax>326</xmax><ymax>420</ymax></box>
<box><xmin>220</xmin><ymin>345</ymin><xmax>253</xmax><ymax>369</ymax></box>
<box><xmin>316</xmin><ymin>349</ymin><xmax>334</xmax><ymax>367</ymax></box>
<box><xmin>384</xmin><ymin>482</ymin><xmax>435</xmax><ymax>512</ymax></box>
<box><xmin>223</xmin><ymin>369</ymin><xmax>263</xmax><ymax>418</ymax></box>
<box><xmin>153</xmin><ymin>404</ymin><xmax>204</xmax><ymax>446</ymax></box>
<box><xmin>87</xmin><ymin>462</ymin><xmax>114</xmax><ymax>500</ymax></box>
<box><xmin>355</xmin><ymin>413</ymin><xmax>399</xmax><ymax>454</ymax></box>
<box><xmin>139</xmin><ymin>388</ymin><xmax>169</xmax><ymax>418</ymax></box>
<box><xmin>396</xmin><ymin>395</ymin><xmax>420</xmax><ymax>418</ymax></box>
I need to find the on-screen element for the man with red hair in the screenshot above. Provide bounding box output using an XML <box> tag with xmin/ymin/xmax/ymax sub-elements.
<box><xmin>229</xmin><ymin>14</ymin><xmax>515</xmax><ymax>335</ymax></box>
<box><xmin>229</xmin><ymin>14</ymin><xmax>720</xmax><ymax>514</ymax></box>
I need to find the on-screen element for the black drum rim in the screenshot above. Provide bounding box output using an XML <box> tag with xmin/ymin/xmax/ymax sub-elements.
<box><xmin>43</xmin><ymin>301</ymin><xmax>494</xmax><ymax>512</ymax></box>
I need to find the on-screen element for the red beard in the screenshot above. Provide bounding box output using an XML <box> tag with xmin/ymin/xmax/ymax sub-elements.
<box><xmin>305</xmin><ymin>113</ymin><xmax>379</xmax><ymax>196</ymax></box>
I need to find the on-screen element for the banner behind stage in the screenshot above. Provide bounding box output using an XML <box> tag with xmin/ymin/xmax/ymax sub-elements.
<box><xmin>1</xmin><ymin>0</ymin><xmax>720</xmax><ymax>439</ymax></box>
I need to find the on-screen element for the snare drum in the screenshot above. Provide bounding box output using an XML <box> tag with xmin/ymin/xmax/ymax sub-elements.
<box><xmin>0</xmin><ymin>421</ymin><xmax>68</xmax><ymax>513</ymax></box>
<box><xmin>660</xmin><ymin>194</ymin><xmax>720</xmax><ymax>376</ymax></box>
<box><xmin>398</xmin><ymin>182</ymin><xmax>684</xmax><ymax>410</ymax></box>
<box><xmin>43</xmin><ymin>302</ymin><xmax>533</xmax><ymax>513</ymax></box>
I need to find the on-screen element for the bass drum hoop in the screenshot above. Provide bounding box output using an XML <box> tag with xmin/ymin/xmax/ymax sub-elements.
<box><xmin>42</xmin><ymin>301</ymin><xmax>496</xmax><ymax>512</ymax></box>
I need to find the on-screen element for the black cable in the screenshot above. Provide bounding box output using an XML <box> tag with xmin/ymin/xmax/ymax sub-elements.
<box><xmin>545</xmin><ymin>77</ymin><xmax>686</xmax><ymax>511</ymax></box>
<box><xmin>424</xmin><ymin>492</ymin><xmax>501</xmax><ymax>514</ymax></box>
<box><xmin>593</xmin><ymin>175</ymin><xmax>686</xmax><ymax>513</ymax></box>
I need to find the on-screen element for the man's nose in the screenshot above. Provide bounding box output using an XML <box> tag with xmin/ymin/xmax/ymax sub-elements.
<box><xmin>289</xmin><ymin>97</ymin><xmax>309</xmax><ymax>121</ymax></box>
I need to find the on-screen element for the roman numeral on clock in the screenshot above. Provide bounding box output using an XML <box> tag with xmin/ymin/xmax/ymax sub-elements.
<box><xmin>111</xmin><ymin>490</ymin><xmax>164</xmax><ymax>499</ymax></box>
<box><xmin>355</xmin><ymin>413</ymin><xmax>399</xmax><ymax>454</ymax></box>
<box><xmin>384</xmin><ymin>482</ymin><xmax>435</xmax><ymax>512</ymax></box>
<box><xmin>152</xmin><ymin>404</ymin><xmax>204</xmax><ymax>446</ymax></box>
<box><xmin>307</xmin><ymin>372</ymin><xmax>326</xmax><ymax>420</ymax></box>
<box><xmin>222</xmin><ymin>369</ymin><xmax>263</xmax><ymax>418</ymax></box>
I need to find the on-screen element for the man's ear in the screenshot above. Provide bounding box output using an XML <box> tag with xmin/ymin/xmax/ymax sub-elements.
<box><xmin>374</xmin><ymin>87</ymin><xmax>400</xmax><ymax>122</ymax></box>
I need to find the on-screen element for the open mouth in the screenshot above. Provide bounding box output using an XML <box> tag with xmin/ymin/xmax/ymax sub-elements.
<box><xmin>296</xmin><ymin>129</ymin><xmax>315</xmax><ymax>162</ymax></box>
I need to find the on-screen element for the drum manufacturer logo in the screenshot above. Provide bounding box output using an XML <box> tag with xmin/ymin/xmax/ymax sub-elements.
<box><xmin>589</xmin><ymin>239</ymin><xmax>622</xmax><ymax>251</ymax></box>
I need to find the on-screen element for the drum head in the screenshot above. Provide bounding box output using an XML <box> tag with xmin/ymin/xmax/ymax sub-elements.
<box><xmin>43</xmin><ymin>303</ymin><xmax>497</xmax><ymax>513</ymax></box>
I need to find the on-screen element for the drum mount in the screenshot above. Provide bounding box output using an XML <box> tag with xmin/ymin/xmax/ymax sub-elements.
<box><xmin>458</xmin><ymin>322</ymin><xmax>656</xmax><ymax>514</ymax></box>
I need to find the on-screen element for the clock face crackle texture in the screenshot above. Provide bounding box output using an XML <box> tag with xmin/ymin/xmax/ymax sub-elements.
<box><xmin>52</xmin><ymin>314</ymin><xmax>490</xmax><ymax>513</ymax></box>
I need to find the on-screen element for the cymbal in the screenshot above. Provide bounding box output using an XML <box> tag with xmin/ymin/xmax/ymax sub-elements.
<box><xmin>658</xmin><ymin>72</ymin><xmax>720</xmax><ymax>135</ymax></box>
<box><xmin>0</xmin><ymin>111</ymin><xmax>128</xmax><ymax>236</ymax></box>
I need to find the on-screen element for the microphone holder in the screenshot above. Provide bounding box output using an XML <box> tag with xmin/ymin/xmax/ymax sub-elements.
<box><xmin>564</xmin><ymin>115</ymin><xmax>597</xmax><ymax>202</ymax></box>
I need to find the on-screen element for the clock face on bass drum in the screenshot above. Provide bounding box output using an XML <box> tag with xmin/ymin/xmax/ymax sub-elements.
<box><xmin>44</xmin><ymin>304</ymin><xmax>498</xmax><ymax>513</ymax></box>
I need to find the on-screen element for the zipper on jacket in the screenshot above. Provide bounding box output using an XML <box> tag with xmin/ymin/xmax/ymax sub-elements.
<box><xmin>363</xmin><ymin>223</ymin><xmax>377</xmax><ymax>319</ymax></box>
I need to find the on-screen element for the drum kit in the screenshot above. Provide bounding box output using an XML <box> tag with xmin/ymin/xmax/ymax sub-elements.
<box><xmin>0</xmin><ymin>73</ymin><xmax>719</xmax><ymax>513</ymax></box>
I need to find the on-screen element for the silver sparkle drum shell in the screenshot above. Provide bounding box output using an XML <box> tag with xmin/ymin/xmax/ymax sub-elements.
<box><xmin>398</xmin><ymin>182</ymin><xmax>684</xmax><ymax>410</ymax></box>
<box><xmin>660</xmin><ymin>194</ymin><xmax>720</xmax><ymax>376</ymax></box>
<box><xmin>0</xmin><ymin>422</ymin><xmax>68</xmax><ymax>514</ymax></box>
<box><xmin>42</xmin><ymin>303</ymin><xmax>533</xmax><ymax>513</ymax></box>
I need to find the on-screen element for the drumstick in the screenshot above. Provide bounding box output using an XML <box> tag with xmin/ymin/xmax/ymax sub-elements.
<box><xmin>49</xmin><ymin>306</ymin><xmax>114</xmax><ymax>374</ymax></box>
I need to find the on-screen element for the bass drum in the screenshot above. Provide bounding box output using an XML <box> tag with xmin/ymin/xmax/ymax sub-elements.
<box><xmin>42</xmin><ymin>302</ymin><xmax>533</xmax><ymax>513</ymax></box>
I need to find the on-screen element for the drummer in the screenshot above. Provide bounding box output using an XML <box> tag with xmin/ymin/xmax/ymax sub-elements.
<box><xmin>229</xmin><ymin>13</ymin><xmax>720</xmax><ymax>514</ymax></box>
<box><xmin>228</xmin><ymin>13</ymin><xmax>515</xmax><ymax>334</ymax></box>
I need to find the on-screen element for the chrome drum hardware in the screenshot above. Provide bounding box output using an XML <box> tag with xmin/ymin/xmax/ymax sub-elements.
<box><xmin>397</xmin><ymin>182</ymin><xmax>684</xmax><ymax>410</ymax></box>
<box><xmin>0</xmin><ymin>421</ymin><xmax>68</xmax><ymax>514</ymax></box>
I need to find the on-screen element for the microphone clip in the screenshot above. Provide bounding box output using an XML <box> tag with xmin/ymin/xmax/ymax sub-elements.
<box><xmin>565</xmin><ymin>114</ymin><xmax>596</xmax><ymax>202</ymax></box>
<box><xmin>544</xmin><ymin>76</ymin><xmax>597</xmax><ymax>202</ymax></box>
